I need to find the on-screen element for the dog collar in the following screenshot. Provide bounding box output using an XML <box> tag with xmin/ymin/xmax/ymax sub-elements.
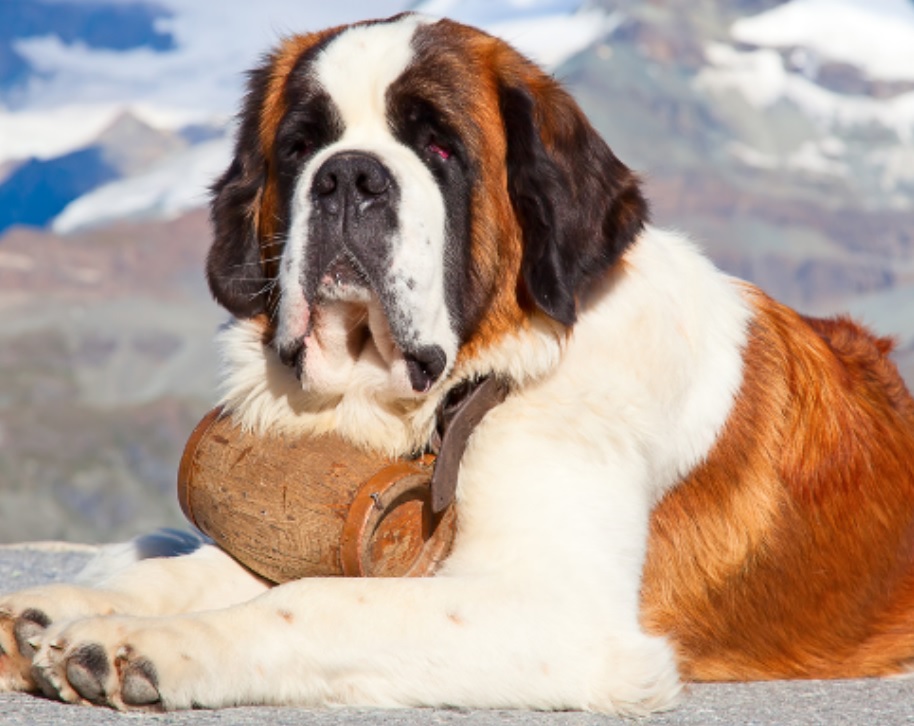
<box><xmin>429</xmin><ymin>376</ymin><xmax>510</xmax><ymax>513</ymax></box>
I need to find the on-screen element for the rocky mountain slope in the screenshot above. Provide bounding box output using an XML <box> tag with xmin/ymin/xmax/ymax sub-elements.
<box><xmin>0</xmin><ymin>211</ymin><xmax>222</xmax><ymax>542</ymax></box>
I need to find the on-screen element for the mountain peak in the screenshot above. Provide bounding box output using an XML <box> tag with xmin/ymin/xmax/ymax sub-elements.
<box><xmin>95</xmin><ymin>110</ymin><xmax>187</xmax><ymax>177</ymax></box>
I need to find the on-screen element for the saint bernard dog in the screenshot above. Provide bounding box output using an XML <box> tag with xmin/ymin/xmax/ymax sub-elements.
<box><xmin>2</xmin><ymin>13</ymin><xmax>914</xmax><ymax>714</ymax></box>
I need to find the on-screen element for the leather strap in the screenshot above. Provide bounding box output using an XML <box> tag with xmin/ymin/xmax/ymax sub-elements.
<box><xmin>429</xmin><ymin>376</ymin><xmax>509</xmax><ymax>513</ymax></box>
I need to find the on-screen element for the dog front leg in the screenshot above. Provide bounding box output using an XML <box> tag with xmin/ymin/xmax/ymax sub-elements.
<box><xmin>1</xmin><ymin>542</ymin><xmax>269</xmax><ymax>692</ymax></box>
<box><xmin>30</xmin><ymin>564</ymin><xmax>679</xmax><ymax>713</ymax></box>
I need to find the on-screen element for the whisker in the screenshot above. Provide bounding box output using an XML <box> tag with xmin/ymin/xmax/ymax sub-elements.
<box><xmin>247</xmin><ymin>280</ymin><xmax>278</xmax><ymax>300</ymax></box>
<box><xmin>345</xmin><ymin>310</ymin><xmax>370</xmax><ymax>335</ymax></box>
<box><xmin>213</xmin><ymin>276</ymin><xmax>277</xmax><ymax>283</ymax></box>
<box><xmin>269</xmin><ymin>291</ymin><xmax>283</xmax><ymax>324</ymax></box>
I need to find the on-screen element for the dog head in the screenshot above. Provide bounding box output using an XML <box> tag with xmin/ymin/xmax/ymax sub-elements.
<box><xmin>208</xmin><ymin>13</ymin><xmax>647</xmax><ymax>403</ymax></box>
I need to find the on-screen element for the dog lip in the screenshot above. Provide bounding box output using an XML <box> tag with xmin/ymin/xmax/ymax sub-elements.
<box><xmin>277</xmin><ymin>337</ymin><xmax>305</xmax><ymax>376</ymax></box>
<box><xmin>404</xmin><ymin>345</ymin><xmax>447</xmax><ymax>393</ymax></box>
<box><xmin>325</xmin><ymin>254</ymin><xmax>368</xmax><ymax>288</ymax></box>
<box><xmin>315</xmin><ymin>253</ymin><xmax>372</xmax><ymax>303</ymax></box>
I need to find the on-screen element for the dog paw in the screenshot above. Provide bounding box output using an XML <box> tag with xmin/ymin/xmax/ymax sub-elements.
<box><xmin>0</xmin><ymin>585</ymin><xmax>129</xmax><ymax>693</ymax></box>
<box><xmin>33</xmin><ymin>633</ymin><xmax>162</xmax><ymax>711</ymax></box>
<box><xmin>586</xmin><ymin>634</ymin><xmax>682</xmax><ymax>716</ymax></box>
<box><xmin>30</xmin><ymin>616</ymin><xmax>206</xmax><ymax>711</ymax></box>
<box><xmin>0</xmin><ymin>588</ymin><xmax>68</xmax><ymax>693</ymax></box>
<box><xmin>0</xmin><ymin>606</ymin><xmax>51</xmax><ymax>691</ymax></box>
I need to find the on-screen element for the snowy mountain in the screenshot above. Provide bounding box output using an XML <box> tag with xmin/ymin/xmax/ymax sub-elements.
<box><xmin>0</xmin><ymin>0</ymin><xmax>609</xmax><ymax>235</ymax></box>
<box><xmin>2</xmin><ymin>0</ymin><xmax>912</xmax><ymax>240</ymax></box>
<box><xmin>1</xmin><ymin>0</ymin><xmax>913</xmax><ymax>543</ymax></box>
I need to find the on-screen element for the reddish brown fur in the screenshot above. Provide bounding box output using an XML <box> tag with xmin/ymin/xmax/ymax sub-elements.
<box><xmin>448</xmin><ymin>30</ymin><xmax>535</xmax><ymax>361</ymax></box>
<box><xmin>642</xmin><ymin>284</ymin><xmax>914</xmax><ymax>679</ymax></box>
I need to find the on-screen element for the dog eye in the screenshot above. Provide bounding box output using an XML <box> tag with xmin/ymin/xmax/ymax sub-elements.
<box><xmin>290</xmin><ymin>140</ymin><xmax>314</xmax><ymax>160</ymax></box>
<box><xmin>427</xmin><ymin>140</ymin><xmax>451</xmax><ymax>161</ymax></box>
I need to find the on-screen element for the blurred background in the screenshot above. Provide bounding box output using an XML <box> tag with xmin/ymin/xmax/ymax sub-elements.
<box><xmin>1</xmin><ymin>0</ymin><xmax>912</xmax><ymax>544</ymax></box>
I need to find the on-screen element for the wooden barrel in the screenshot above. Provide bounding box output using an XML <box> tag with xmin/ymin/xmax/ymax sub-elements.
<box><xmin>177</xmin><ymin>408</ymin><xmax>455</xmax><ymax>583</ymax></box>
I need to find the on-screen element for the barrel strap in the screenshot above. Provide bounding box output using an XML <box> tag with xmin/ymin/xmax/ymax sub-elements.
<box><xmin>428</xmin><ymin>376</ymin><xmax>510</xmax><ymax>513</ymax></box>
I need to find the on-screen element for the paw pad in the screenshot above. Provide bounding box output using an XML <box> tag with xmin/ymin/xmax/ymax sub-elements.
<box><xmin>119</xmin><ymin>655</ymin><xmax>160</xmax><ymax>707</ymax></box>
<box><xmin>65</xmin><ymin>643</ymin><xmax>109</xmax><ymax>704</ymax></box>
<box><xmin>14</xmin><ymin>609</ymin><xmax>51</xmax><ymax>659</ymax></box>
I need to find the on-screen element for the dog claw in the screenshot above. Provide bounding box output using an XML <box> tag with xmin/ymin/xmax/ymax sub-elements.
<box><xmin>30</xmin><ymin>662</ymin><xmax>60</xmax><ymax>701</ymax></box>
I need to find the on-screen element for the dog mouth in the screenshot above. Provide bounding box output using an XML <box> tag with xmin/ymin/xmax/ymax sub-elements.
<box><xmin>315</xmin><ymin>254</ymin><xmax>372</xmax><ymax>304</ymax></box>
<box><xmin>277</xmin><ymin>255</ymin><xmax>446</xmax><ymax>394</ymax></box>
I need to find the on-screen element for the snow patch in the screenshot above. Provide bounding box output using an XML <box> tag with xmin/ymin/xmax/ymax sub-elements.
<box><xmin>417</xmin><ymin>0</ymin><xmax>617</xmax><ymax>68</ymax></box>
<box><xmin>786</xmin><ymin>140</ymin><xmax>847</xmax><ymax>177</ymax></box>
<box><xmin>0</xmin><ymin>103</ymin><xmax>219</xmax><ymax>166</ymax></box>
<box><xmin>732</xmin><ymin>0</ymin><xmax>914</xmax><ymax>83</ymax></box>
<box><xmin>726</xmin><ymin>141</ymin><xmax>778</xmax><ymax>169</ymax></box>
<box><xmin>52</xmin><ymin>136</ymin><xmax>231</xmax><ymax>233</ymax></box>
<box><xmin>697</xmin><ymin>43</ymin><xmax>914</xmax><ymax>143</ymax></box>
<box><xmin>0</xmin><ymin>105</ymin><xmax>119</xmax><ymax>164</ymax></box>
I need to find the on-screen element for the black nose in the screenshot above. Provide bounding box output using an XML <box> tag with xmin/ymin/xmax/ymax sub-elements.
<box><xmin>312</xmin><ymin>152</ymin><xmax>392</xmax><ymax>215</ymax></box>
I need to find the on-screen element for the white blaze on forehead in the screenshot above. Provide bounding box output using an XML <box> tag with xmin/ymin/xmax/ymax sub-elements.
<box><xmin>313</xmin><ymin>15</ymin><xmax>429</xmax><ymax>130</ymax></box>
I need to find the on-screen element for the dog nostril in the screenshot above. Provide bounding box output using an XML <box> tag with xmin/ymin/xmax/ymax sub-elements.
<box><xmin>313</xmin><ymin>153</ymin><xmax>392</xmax><ymax>209</ymax></box>
<box><xmin>356</xmin><ymin>169</ymin><xmax>390</xmax><ymax>197</ymax></box>
<box><xmin>316</xmin><ymin>173</ymin><xmax>337</xmax><ymax>196</ymax></box>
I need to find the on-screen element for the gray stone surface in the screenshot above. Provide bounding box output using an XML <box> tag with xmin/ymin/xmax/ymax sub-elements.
<box><xmin>1</xmin><ymin>546</ymin><xmax>913</xmax><ymax>724</ymax></box>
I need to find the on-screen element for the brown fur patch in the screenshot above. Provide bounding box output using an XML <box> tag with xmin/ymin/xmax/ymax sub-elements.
<box><xmin>641</xmin><ymin>284</ymin><xmax>914</xmax><ymax>679</ymax></box>
<box><xmin>255</xmin><ymin>29</ymin><xmax>343</xmax><ymax>321</ymax></box>
<box><xmin>259</xmin><ymin>31</ymin><xmax>341</xmax><ymax>156</ymax></box>
<box><xmin>399</xmin><ymin>22</ymin><xmax>535</xmax><ymax>360</ymax></box>
<box><xmin>403</xmin><ymin>20</ymin><xmax>606</xmax><ymax>362</ymax></box>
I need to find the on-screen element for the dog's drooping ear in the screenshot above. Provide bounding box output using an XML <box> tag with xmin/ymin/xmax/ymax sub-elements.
<box><xmin>499</xmin><ymin>81</ymin><xmax>648</xmax><ymax>326</ymax></box>
<box><xmin>207</xmin><ymin>65</ymin><xmax>273</xmax><ymax>319</ymax></box>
